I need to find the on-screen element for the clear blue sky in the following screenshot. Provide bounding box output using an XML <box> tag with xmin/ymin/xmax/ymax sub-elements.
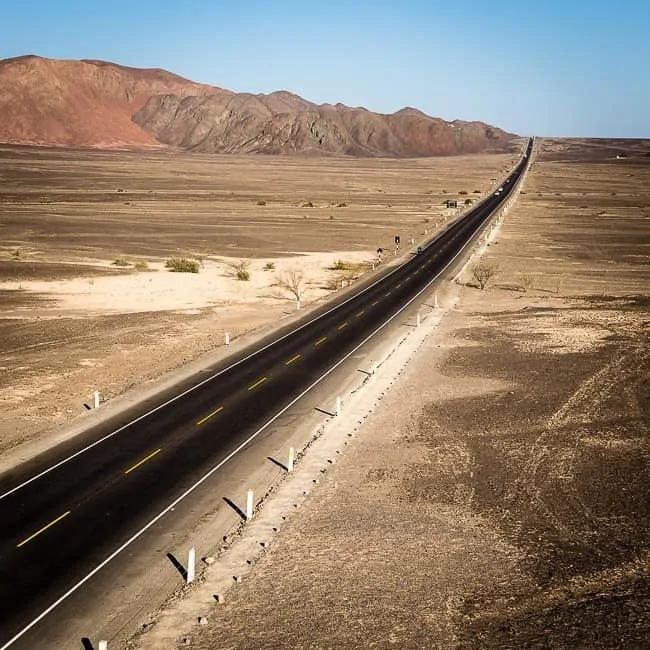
<box><xmin>2</xmin><ymin>0</ymin><xmax>648</xmax><ymax>137</ymax></box>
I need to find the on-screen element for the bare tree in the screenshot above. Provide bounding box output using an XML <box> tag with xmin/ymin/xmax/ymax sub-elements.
<box><xmin>274</xmin><ymin>269</ymin><xmax>307</xmax><ymax>304</ymax></box>
<box><xmin>471</xmin><ymin>261</ymin><xmax>498</xmax><ymax>290</ymax></box>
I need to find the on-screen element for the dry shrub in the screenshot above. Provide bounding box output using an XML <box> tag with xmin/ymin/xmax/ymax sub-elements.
<box><xmin>471</xmin><ymin>261</ymin><xmax>498</xmax><ymax>290</ymax></box>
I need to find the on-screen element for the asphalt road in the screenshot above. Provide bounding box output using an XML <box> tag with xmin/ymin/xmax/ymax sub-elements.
<box><xmin>0</xmin><ymin>138</ymin><xmax>532</xmax><ymax>648</ymax></box>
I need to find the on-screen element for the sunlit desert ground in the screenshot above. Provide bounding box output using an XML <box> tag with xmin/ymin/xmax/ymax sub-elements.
<box><xmin>0</xmin><ymin>146</ymin><xmax>517</xmax><ymax>454</ymax></box>
<box><xmin>129</xmin><ymin>137</ymin><xmax>650</xmax><ymax>649</ymax></box>
<box><xmin>1</xmin><ymin>138</ymin><xmax>649</xmax><ymax>648</ymax></box>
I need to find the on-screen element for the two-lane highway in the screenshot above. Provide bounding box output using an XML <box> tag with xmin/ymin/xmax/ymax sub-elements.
<box><xmin>0</xmin><ymin>138</ymin><xmax>532</xmax><ymax>647</ymax></box>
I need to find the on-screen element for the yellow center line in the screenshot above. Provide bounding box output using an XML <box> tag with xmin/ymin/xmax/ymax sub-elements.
<box><xmin>17</xmin><ymin>511</ymin><xmax>71</xmax><ymax>548</ymax></box>
<box><xmin>385</xmin><ymin>291</ymin><xmax>392</xmax><ymax>296</ymax></box>
<box><xmin>248</xmin><ymin>377</ymin><xmax>268</xmax><ymax>391</ymax></box>
<box><xmin>196</xmin><ymin>405</ymin><xmax>224</xmax><ymax>426</ymax></box>
<box><xmin>315</xmin><ymin>336</ymin><xmax>327</xmax><ymax>346</ymax></box>
<box><xmin>285</xmin><ymin>353</ymin><xmax>301</xmax><ymax>365</ymax></box>
<box><xmin>356</xmin><ymin>310</ymin><xmax>364</xmax><ymax>318</ymax></box>
<box><xmin>125</xmin><ymin>448</ymin><xmax>162</xmax><ymax>475</ymax></box>
<box><xmin>338</xmin><ymin>321</ymin><xmax>349</xmax><ymax>330</ymax></box>
<box><xmin>396</xmin><ymin>282</ymin><xmax>402</xmax><ymax>288</ymax></box>
<box><xmin>371</xmin><ymin>300</ymin><xmax>379</xmax><ymax>307</ymax></box>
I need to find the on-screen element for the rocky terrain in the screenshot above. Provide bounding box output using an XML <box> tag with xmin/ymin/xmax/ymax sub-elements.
<box><xmin>0</xmin><ymin>55</ymin><xmax>516</xmax><ymax>155</ymax></box>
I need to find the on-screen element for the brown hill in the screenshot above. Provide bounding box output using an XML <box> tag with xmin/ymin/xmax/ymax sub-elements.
<box><xmin>0</xmin><ymin>55</ymin><xmax>225</xmax><ymax>148</ymax></box>
<box><xmin>0</xmin><ymin>55</ymin><xmax>516</xmax><ymax>155</ymax></box>
<box><xmin>134</xmin><ymin>94</ymin><xmax>516</xmax><ymax>156</ymax></box>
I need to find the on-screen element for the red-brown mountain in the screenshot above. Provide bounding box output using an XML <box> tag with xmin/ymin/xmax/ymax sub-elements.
<box><xmin>0</xmin><ymin>55</ymin><xmax>223</xmax><ymax>148</ymax></box>
<box><xmin>0</xmin><ymin>56</ymin><xmax>517</xmax><ymax>155</ymax></box>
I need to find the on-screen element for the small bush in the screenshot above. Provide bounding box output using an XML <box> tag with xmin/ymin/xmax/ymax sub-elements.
<box><xmin>302</xmin><ymin>201</ymin><xmax>314</xmax><ymax>208</ymax></box>
<box><xmin>231</xmin><ymin>260</ymin><xmax>251</xmax><ymax>281</ymax></box>
<box><xmin>459</xmin><ymin>190</ymin><xmax>468</xmax><ymax>195</ymax></box>
<box><xmin>165</xmin><ymin>257</ymin><xmax>199</xmax><ymax>273</ymax></box>
<box><xmin>257</xmin><ymin>200</ymin><xmax>266</xmax><ymax>206</ymax></box>
<box><xmin>134</xmin><ymin>260</ymin><xmax>149</xmax><ymax>271</ymax></box>
<box><xmin>331</xmin><ymin>259</ymin><xmax>351</xmax><ymax>271</ymax></box>
<box><xmin>263</xmin><ymin>262</ymin><xmax>276</xmax><ymax>271</ymax></box>
<box><xmin>336</xmin><ymin>202</ymin><xmax>347</xmax><ymax>207</ymax></box>
<box><xmin>473</xmin><ymin>189</ymin><xmax>481</xmax><ymax>193</ymax></box>
<box><xmin>464</xmin><ymin>198</ymin><xmax>473</xmax><ymax>205</ymax></box>
<box><xmin>520</xmin><ymin>273</ymin><xmax>534</xmax><ymax>292</ymax></box>
<box><xmin>112</xmin><ymin>256</ymin><xmax>131</xmax><ymax>267</ymax></box>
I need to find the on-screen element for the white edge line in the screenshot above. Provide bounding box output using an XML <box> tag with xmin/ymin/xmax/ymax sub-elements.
<box><xmin>0</xmin><ymin>243</ymin><xmax>406</xmax><ymax>501</ymax></box>
<box><xmin>0</xmin><ymin>148</ymin><xmax>529</xmax><ymax>503</ymax></box>
<box><xmin>0</xmin><ymin>162</ymin><xmax>526</xmax><ymax>648</ymax></box>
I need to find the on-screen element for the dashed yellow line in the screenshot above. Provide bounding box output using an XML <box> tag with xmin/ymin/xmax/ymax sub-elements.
<box><xmin>125</xmin><ymin>448</ymin><xmax>162</xmax><ymax>475</ymax></box>
<box><xmin>396</xmin><ymin>282</ymin><xmax>402</xmax><ymax>288</ymax></box>
<box><xmin>285</xmin><ymin>353</ymin><xmax>301</xmax><ymax>365</ymax></box>
<box><xmin>356</xmin><ymin>310</ymin><xmax>365</xmax><ymax>318</ymax></box>
<box><xmin>248</xmin><ymin>377</ymin><xmax>268</xmax><ymax>391</ymax></box>
<box><xmin>385</xmin><ymin>291</ymin><xmax>392</xmax><ymax>297</ymax></box>
<box><xmin>371</xmin><ymin>300</ymin><xmax>379</xmax><ymax>307</ymax></box>
<box><xmin>17</xmin><ymin>510</ymin><xmax>72</xmax><ymax>548</ymax></box>
<box><xmin>197</xmin><ymin>405</ymin><xmax>224</xmax><ymax>426</ymax></box>
<box><xmin>315</xmin><ymin>336</ymin><xmax>327</xmax><ymax>346</ymax></box>
<box><xmin>338</xmin><ymin>321</ymin><xmax>349</xmax><ymax>330</ymax></box>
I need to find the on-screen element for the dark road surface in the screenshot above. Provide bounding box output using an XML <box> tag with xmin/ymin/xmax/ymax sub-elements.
<box><xmin>0</xmin><ymin>139</ymin><xmax>532</xmax><ymax>647</ymax></box>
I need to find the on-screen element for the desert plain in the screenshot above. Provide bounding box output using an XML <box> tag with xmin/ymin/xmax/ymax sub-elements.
<box><xmin>1</xmin><ymin>138</ymin><xmax>649</xmax><ymax>648</ymax></box>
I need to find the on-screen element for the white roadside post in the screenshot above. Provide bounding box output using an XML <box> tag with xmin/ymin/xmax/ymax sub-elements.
<box><xmin>99</xmin><ymin>642</ymin><xmax>107</xmax><ymax>650</ymax></box>
<box><xmin>335</xmin><ymin>396</ymin><xmax>342</xmax><ymax>417</ymax></box>
<box><xmin>93</xmin><ymin>390</ymin><xmax>100</xmax><ymax>409</ymax></box>
<box><xmin>225</xmin><ymin>332</ymin><xmax>230</xmax><ymax>347</ymax></box>
<box><xmin>288</xmin><ymin>447</ymin><xmax>295</xmax><ymax>472</ymax></box>
<box><xmin>246</xmin><ymin>489</ymin><xmax>254</xmax><ymax>521</ymax></box>
<box><xmin>187</xmin><ymin>547</ymin><xmax>196</xmax><ymax>584</ymax></box>
<box><xmin>416</xmin><ymin>312</ymin><xmax>421</xmax><ymax>328</ymax></box>
<box><xmin>296</xmin><ymin>298</ymin><xmax>301</xmax><ymax>311</ymax></box>
<box><xmin>434</xmin><ymin>293</ymin><xmax>439</xmax><ymax>308</ymax></box>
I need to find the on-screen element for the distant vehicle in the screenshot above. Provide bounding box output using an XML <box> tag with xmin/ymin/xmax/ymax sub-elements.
<box><xmin>498</xmin><ymin>187</ymin><xmax>503</xmax><ymax>191</ymax></box>
<box><xmin>417</xmin><ymin>246</ymin><xmax>423</xmax><ymax>254</ymax></box>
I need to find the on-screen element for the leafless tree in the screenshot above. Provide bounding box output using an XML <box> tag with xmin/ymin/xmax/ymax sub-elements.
<box><xmin>471</xmin><ymin>261</ymin><xmax>498</xmax><ymax>290</ymax></box>
<box><xmin>274</xmin><ymin>269</ymin><xmax>307</xmax><ymax>302</ymax></box>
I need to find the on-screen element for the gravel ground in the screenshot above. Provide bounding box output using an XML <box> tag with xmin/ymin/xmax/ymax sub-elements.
<box><xmin>137</xmin><ymin>140</ymin><xmax>650</xmax><ymax>649</ymax></box>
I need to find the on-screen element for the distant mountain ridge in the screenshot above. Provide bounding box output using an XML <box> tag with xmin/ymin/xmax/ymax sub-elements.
<box><xmin>0</xmin><ymin>55</ymin><xmax>517</xmax><ymax>155</ymax></box>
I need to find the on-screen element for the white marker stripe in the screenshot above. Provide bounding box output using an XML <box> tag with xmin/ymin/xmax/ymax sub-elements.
<box><xmin>0</xmin><ymin>156</ymin><xmax>528</xmax><ymax>648</ymax></box>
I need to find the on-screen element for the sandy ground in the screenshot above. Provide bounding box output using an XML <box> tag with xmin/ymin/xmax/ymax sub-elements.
<box><xmin>0</xmin><ymin>147</ymin><xmax>515</xmax><ymax>460</ymax></box>
<box><xmin>1</xmin><ymin>140</ymin><xmax>648</xmax><ymax>648</ymax></box>
<box><xmin>124</xmin><ymin>139</ymin><xmax>650</xmax><ymax>649</ymax></box>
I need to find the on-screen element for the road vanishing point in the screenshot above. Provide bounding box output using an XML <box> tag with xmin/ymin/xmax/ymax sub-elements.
<box><xmin>0</xmin><ymin>138</ymin><xmax>533</xmax><ymax>649</ymax></box>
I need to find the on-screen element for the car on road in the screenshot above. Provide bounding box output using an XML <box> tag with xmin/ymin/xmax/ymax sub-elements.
<box><xmin>417</xmin><ymin>246</ymin><xmax>422</xmax><ymax>254</ymax></box>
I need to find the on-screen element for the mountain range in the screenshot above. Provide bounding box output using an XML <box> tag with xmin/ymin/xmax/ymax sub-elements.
<box><xmin>0</xmin><ymin>55</ymin><xmax>517</xmax><ymax>156</ymax></box>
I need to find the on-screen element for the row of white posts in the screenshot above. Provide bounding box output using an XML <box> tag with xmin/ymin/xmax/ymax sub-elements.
<box><xmin>96</xmin><ymin>297</ymin><xmax>442</xmax><ymax>647</ymax></box>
